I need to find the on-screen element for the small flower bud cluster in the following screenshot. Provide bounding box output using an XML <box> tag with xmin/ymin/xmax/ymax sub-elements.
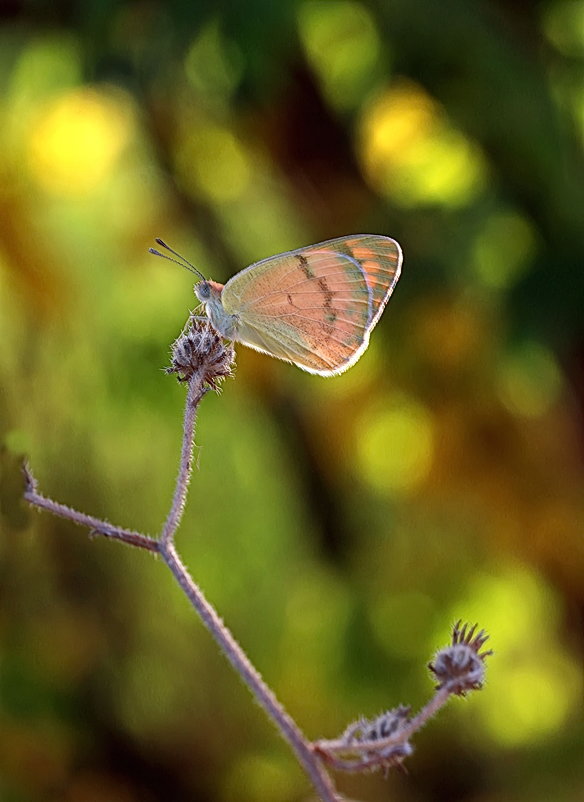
<box><xmin>314</xmin><ymin>621</ymin><xmax>491</xmax><ymax>778</ymax></box>
<box><xmin>342</xmin><ymin>705</ymin><xmax>413</xmax><ymax>771</ymax></box>
<box><xmin>429</xmin><ymin>621</ymin><xmax>492</xmax><ymax>696</ymax></box>
<box><xmin>167</xmin><ymin>319</ymin><xmax>234</xmax><ymax>388</ymax></box>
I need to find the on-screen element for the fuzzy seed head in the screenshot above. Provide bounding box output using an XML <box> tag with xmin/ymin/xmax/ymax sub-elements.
<box><xmin>167</xmin><ymin>319</ymin><xmax>234</xmax><ymax>388</ymax></box>
<box><xmin>339</xmin><ymin>706</ymin><xmax>413</xmax><ymax>772</ymax></box>
<box><xmin>429</xmin><ymin>621</ymin><xmax>492</xmax><ymax>695</ymax></box>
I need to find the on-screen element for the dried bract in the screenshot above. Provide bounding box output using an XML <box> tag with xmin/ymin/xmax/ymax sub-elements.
<box><xmin>429</xmin><ymin>621</ymin><xmax>493</xmax><ymax>695</ymax></box>
<box><xmin>167</xmin><ymin>319</ymin><xmax>234</xmax><ymax>388</ymax></box>
<box><xmin>316</xmin><ymin>706</ymin><xmax>413</xmax><ymax>774</ymax></box>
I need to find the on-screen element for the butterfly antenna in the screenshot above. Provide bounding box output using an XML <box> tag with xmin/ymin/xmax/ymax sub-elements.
<box><xmin>149</xmin><ymin>238</ymin><xmax>206</xmax><ymax>280</ymax></box>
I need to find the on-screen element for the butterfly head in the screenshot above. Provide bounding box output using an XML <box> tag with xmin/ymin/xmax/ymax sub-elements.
<box><xmin>195</xmin><ymin>280</ymin><xmax>211</xmax><ymax>302</ymax></box>
<box><xmin>194</xmin><ymin>279</ymin><xmax>236</xmax><ymax>338</ymax></box>
<box><xmin>194</xmin><ymin>280</ymin><xmax>223</xmax><ymax>305</ymax></box>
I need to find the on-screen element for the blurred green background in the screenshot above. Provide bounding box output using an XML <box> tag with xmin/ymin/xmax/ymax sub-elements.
<box><xmin>1</xmin><ymin>0</ymin><xmax>583</xmax><ymax>800</ymax></box>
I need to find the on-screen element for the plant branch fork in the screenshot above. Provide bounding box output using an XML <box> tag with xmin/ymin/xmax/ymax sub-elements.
<box><xmin>23</xmin><ymin>317</ymin><xmax>491</xmax><ymax>802</ymax></box>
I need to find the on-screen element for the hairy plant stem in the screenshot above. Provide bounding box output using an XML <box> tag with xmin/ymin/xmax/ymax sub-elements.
<box><xmin>24</xmin><ymin>364</ymin><xmax>339</xmax><ymax>802</ymax></box>
<box><xmin>23</xmin><ymin>468</ymin><xmax>158</xmax><ymax>552</ymax></box>
<box><xmin>160</xmin><ymin>370</ymin><xmax>338</xmax><ymax>801</ymax></box>
<box><xmin>161</xmin><ymin>368</ymin><xmax>209</xmax><ymax>547</ymax></box>
<box><xmin>160</xmin><ymin>540</ymin><xmax>338</xmax><ymax>802</ymax></box>
<box><xmin>315</xmin><ymin>685</ymin><xmax>452</xmax><ymax>766</ymax></box>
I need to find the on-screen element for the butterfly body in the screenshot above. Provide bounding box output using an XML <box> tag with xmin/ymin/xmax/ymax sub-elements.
<box><xmin>195</xmin><ymin>280</ymin><xmax>240</xmax><ymax>339</ymax></box>
<box><xmin>164</xmin><ymin>234</ymin><xmax>402</xmax><ymax>376</ymax></box>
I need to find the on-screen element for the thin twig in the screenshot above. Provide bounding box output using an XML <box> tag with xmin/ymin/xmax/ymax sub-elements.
<box><xmin>397</xmin><ymin>684</ymin><xmax>452</xmax><ymax>740</ymax></box>
<box><xmin>23</xmin><ymin>463</ymin><xmax>159</xmax><ymax>552</ymax></box>
<box><xmin>23</xmin><ymin>335</ymin><xmax>339</xmax><ymax>802</ymax></box>
<box><xmin>158</xmin><ymin>365</ymin><xmax>337</xmax><ymax>800</ymax></box>
<box><xmin>160</xmin><ymin>369</ymin><xmax>209</xmax><ymax>547</ymax></box>
<box><xmin>160</xmin><ymin>540</ymin><xmax>339</xmax><ymax>802</ymax></box>
<box><xmin>314</xmin><ymin>685</ymin><xmax>451</xmax><ymax>760</ymax></box>
<box><xmin>313</xmin><ymin>622</ymin><xmax>492</xmax><ymax>775</ymax></box>
<box><xmin>21</xmin><ymin>316</ymin><xmax>489</xmax><ymax>802</ymax></box>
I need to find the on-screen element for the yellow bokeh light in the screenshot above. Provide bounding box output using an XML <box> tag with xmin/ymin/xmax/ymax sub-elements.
<box><xmin>27</xmin><ymin>86</ymin><xmax>134</xmax><ymax>196</ymax></box>
<box><xmin>454</xmin><ymin>567</ymin><xmax>558</xmax><ymax>651</ymax></box>
<box><xmin>176</xmin><ymin>123</ymin><xmax>251</xmax><ymax>203</ymax></box>
<box><xmin>498</xmin><ymin>341</ymin><xmax>563</xmax><ymax>418</ymax></box>
<box><xmin>356</xmin><ymin>395</ymin><xmax>434</xmax><ymax>495</ymax></box>
<box><xmin>298</xmin><ymin>0</ymin><xmax>382</xmax><ymax>110</ymax></box>
<box><xmin>480</xmin><ymin>657</ymin><xmax>581</xmax><ymax>745</ymax></box>
<box><xmin>448</xmin><ymin>566</ymin><xmax>581</xmax><ymax>745</ymax></box>
<box><xmin>358</xmin><ymin>82</ymin><xmax>487</xmax><ymax>206</ymax></box>
<box><xmin>474</xmin><ymin>210</ymin><xmax>537</xmax><ymax>289</ymax></box>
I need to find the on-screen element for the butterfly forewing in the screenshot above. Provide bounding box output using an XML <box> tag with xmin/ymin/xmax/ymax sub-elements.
<box><xmin>220</xmin><ymin>235</ymin><xmax>402</xmax><ymax>375</ymax></box>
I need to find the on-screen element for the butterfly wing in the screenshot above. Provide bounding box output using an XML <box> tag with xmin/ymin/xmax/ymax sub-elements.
<box><xmin>338</xmin><ymin>235</ymin><xmax>402</xmax><ymax>327</ymax></box>
<box><xmin>220</xmin><ymin>235</ymin><xmax>401</xmax><ymax>375</ymax></box>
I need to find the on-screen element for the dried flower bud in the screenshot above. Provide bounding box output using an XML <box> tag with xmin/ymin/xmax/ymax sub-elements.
<box><xmin>335</xmin><ymin>706</ymin><xmax>413</xmax><ymax>772</ymax></box>
<box><xmin>167</xmin><ymin>319</ymin><xmax>234</xmax><ymax>388</ymax></box>
<box><xmin>344</xmin><ymin>705</ymin><xmax>411</xmax><ymax>744</ymax></box>
<box><xmin>429</xmin><ymin>621</ymin><xmax>492</xmax><ymax>696</ymax></box>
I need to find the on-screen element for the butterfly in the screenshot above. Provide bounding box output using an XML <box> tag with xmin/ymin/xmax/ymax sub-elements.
<box><xmin>150</xmin><ymin>234</ymin><xmax>402</xmax><ymax>376</ymax></box>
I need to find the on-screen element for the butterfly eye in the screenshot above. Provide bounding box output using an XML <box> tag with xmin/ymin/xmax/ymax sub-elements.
<box><xmin>196</xmin><ymin>281</ymin><xmax>211</xmax><ymax>301</ymax></box>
